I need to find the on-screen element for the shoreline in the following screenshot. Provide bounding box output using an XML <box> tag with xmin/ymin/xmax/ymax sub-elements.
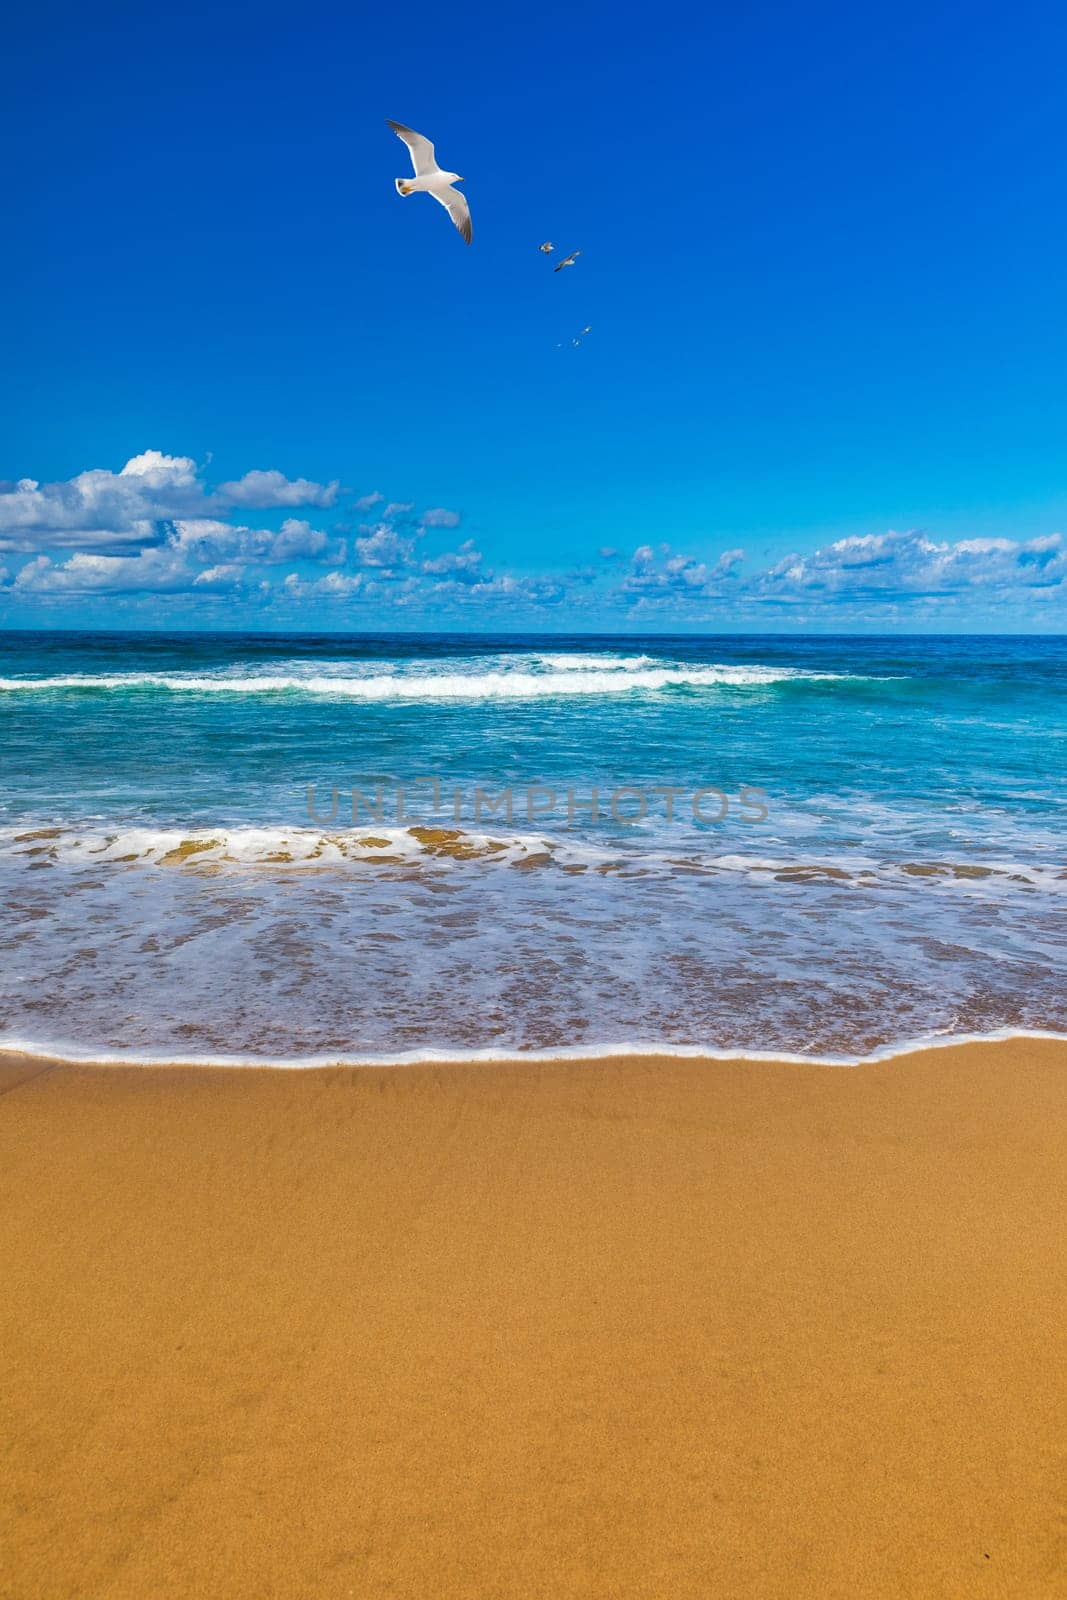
<box><xmin>3</xmin><ymin>1022</ymin><xmax>1067</xmax><ymax>1073</ymax></box>
<box><xmin>3</xmin><ymin>1034</ymin><xmax>1066</xmax><ymax>1597</ymax></box>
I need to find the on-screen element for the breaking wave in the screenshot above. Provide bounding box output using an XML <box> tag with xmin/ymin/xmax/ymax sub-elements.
<box><xmin>0</xmin><ymin>663</ymin><xmax>856</xmax><ymax>699</ymax></box>
<box><xmin>4</xmin><ymin>823</ymin><xmax>1063</xmax><ymax>891</ymax></box>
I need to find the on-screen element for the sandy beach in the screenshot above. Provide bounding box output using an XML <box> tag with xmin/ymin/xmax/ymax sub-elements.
<box><xmin>1</xmin><ymin>1037</ymin><xmax>1065</xmax><ymax>1598</ymax></box>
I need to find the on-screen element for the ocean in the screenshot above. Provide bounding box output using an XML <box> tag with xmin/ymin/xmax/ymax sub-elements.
<box><xmin>1</xmin><ymin>629</ymin><xmax>1064</xmax><ymax>1064</ymax></box>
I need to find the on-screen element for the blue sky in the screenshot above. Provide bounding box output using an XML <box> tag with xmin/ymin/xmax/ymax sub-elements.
<box><xmin>2</xmin><ymin>0</ymin><xmax>1066</xmax><ymax>631</ymax></box>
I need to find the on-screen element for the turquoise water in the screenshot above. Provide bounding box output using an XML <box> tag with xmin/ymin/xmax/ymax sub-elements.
<box><xmin>1</xmin><ymin>630</ymin><xmax>1064</xmax><ymax>1061</ymax></box>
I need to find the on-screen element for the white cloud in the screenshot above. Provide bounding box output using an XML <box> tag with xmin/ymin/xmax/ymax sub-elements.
<box><xmin>13</xmin><ymin>549</ymin><xmax>194</xmax><ymax>594</ymax></box>
<box><xmin>284</xmin><ymin>570</ymin><xmax>364</xmax><ymax>599</ymax></box>
<box><xmin>421</xmin><ymin>539</ymin><xmax>482</xmax><ymax>576</ymax></box>
<box><xmin>215</xmin><ymin>468</ymin><xmax>339</xmax><ymax>509</ymax></box>
<box><xmin>755</xmin><ymin>529</ymin><xmax>1067</xmax><ymax>601</ymax></box>
<box><xmin>168</xmin><ymin>519</ymin><xmax>243</xmax><ymax>559</ymax></box>
<box><xmin>169</xmin><ymin>516</ymin><xmax>337</xmax><ymax>564</ymax></box>
<box><xmin>428</xmin><ymin>572</ymin><xmax>566</xmax><ymax>607</ymax></box>
<box><xmin>117</xmin><ymin>450</ymin><xmax>198</xmax><ymax>487</ymax></box>
<box><xmin>269</xmin><ymin>518</ymin><xmax>333</xmax><ymax>560</ymax></box>
<box><xmin>624</xmin><ymin>543</ymin><xmax>717</xmax><ymax>595</ymax></box>
<box><xmin>5</xmin><ymin>448</ymin><xmax>1063</xmax><ymax>623</ymax></box>
<box><xmin>609</xmin><ymin>529</ymin><xmax>1066</xmax><ymax>617</ymax></box>
<box><xmin>0</xmin><ymin>451</ymin><xmax>201</xmax><ymax>552</ymax></box>
<box><xmin>354</xmin><ymin>524</ymin><xmax>417</xmax><ymax>569</ymax></box>
<box><xmin>193</xmin><ymin>564</ymin><xmax>245</xmax><ymax>589</ymax></box>
<box><xmin>0</xmin><ymin>450</ymin><xmax>339</xmax><ymax>554</ymax></box>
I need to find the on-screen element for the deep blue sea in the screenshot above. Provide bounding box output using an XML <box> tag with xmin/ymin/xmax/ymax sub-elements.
<box><xmin>1</xmin><ymin>630</ymin><xmax>1064</xmax><ymax>1063</ymax></box>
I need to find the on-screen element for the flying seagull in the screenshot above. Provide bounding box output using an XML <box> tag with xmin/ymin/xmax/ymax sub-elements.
<box><xmin>539</xmin><ymin>241</ymin><xmax>554</xmax><ymax>253</ymax></box>
<box><xmin>387</xmin><ymin>120</ymin><xmax>472</xmax><ymax>244</ymax></box>
<box><xmin>554</xmin><ymin>249</ymin><xmax>582</xmax><ymax>273</ymax></box>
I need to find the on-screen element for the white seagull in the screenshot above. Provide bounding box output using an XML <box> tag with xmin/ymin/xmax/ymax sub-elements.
<box><xmin>539</xmin><ymin>241</ymin><xmax>554</xmax><ymax>253</ymax></box>
<box><xmin>387</xmin><ymin>120</ymin><xmax>472</xmax><ymax>244</ymax></box>
<box><xmin>554</xmin><ymin>249</ymin><xmax>582</xmax><ymax>273</ymax></box>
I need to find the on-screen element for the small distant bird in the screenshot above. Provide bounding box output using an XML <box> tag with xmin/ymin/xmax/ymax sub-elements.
<box><xmin>539</xmin><ymin>241</ymin><xmax>554</xmax><ymax>253</ymax></box>
<box><xmin>387</xmin><ymin>120</ymin><xmax>472</xmax><ymax>244</ymax></box>
<box><xmin>554</xmin><ymin>250</ymin><xmax>582</xmax><ymax>273</ymax></box>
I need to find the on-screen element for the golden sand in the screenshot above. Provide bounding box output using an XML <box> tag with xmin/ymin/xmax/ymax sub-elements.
<box><xmin>1</xmin><ymin>1038</ymin><xmax>1065</xmax><ymax>1598</ymax></box>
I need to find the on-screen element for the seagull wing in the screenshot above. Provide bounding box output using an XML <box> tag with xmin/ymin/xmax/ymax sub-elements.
<box><xmin>386</xmin><ymin>120</ymin><xmax>440</xmax><ymax>177</ymax></box>
<box><xmin>430</xmin><ymin>183</ymin><xmax>472</xmax><ymax>244</ymax></box>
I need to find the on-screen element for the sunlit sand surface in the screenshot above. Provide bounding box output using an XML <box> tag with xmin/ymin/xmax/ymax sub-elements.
<box><xmin>2</xmin><ymin>1037</ymin><xmax>1064</xmax><ymax>1598</ymax></box>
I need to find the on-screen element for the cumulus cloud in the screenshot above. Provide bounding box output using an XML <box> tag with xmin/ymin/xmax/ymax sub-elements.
<box><xmin>624</xmin><ymin>543</ymin><xmax>719</xmax><ymax>595</ymax></box>
<box><xmin>754</xmin><ymin>529</ymin><xmax>1067</xmax><ymax>602</ymax></box>
<box><xmin>0</xmin><ymin>451</ymin><xmax>201</xmax><ymax>552</ymax></box>
<box><xmin>353</xmin><ymin>524</ymin><xmax>417</xmax><ymax>569</ymax></box>
<box><xmin>168</xmin><ymin>519</ymin><xmax>244</xmax><ymax>559</ymax></box>
<box><xmin>215</xmin><ymin>468</ymin><xmax>339</xmax><ymax>509</ymax></box>
<box><xmin>421</xmin><ymin>539</ymin><xmax>482</xmax><ymax>577</ymax></box>
<box><xmin>284</xmin><ymin>570</ymin><xmax>365</xmax><ymax>599</ymax></box>
<box><xmin>193</xmin><ymin>564</ymin><xmax>245</xmax><ymax>590</ymax></box>
<box><xmin>267</xmin><ymin>518</ymin><xmax>336</xmax><ymax>561</ymax></box>
<box><xmin>169</xmin><ymin>516</ymin><xmax>339</xmax><ymax>565</ymax></box>
<box><xmin>0</xmin><ymin>452</ymin><xmax>330</xmax><ymax>553</ymax></box>
<box><xmin>1</xmin><ymin>449</ymin><xmax>574</xmax><ymax>613</ymax></box>
<box><xmin>13</xmin><ymin>549</ymin><xmax>195</xmax><ymax>595</ymax></box>
<box><xmin>0</xmin><ymin>450</ymin><xmax>341</xmax><ymax>555</ymax></box>
<box><xmin>118</xmin><ymin>450</ymin><xmax>198</xmax><ymax>488</ymax></box>
<box><xmin>427</xmin><ymin>572</ymin><xmax>566</xmax><ymax>607</ymax></box>
<box><xmin>611</xmin><ymin>529</ymin><xmax>1065</xmax><ymax>617</ymax></box>
<box><xmin>5</xmin><ymin>446</ymin><xmax>1063</xmax><ymax>623</ymax></box>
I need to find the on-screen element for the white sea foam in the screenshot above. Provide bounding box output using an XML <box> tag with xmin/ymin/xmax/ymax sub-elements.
<box><xmin>0</xmin><ymin>664</ymin><xmax>849</xmax><ymax>699</ymax></box>
<box><xmin>535</xmin><ymin>652</ymin><xmax>657</xmax><ymax>671</ymax></box>
<box><xmin>3</xmin><ymin>823</ymin><xmax>1063</xmax><ymax>890</ymax></box>
<box><xmin>0</xmin><ymin>822</ymin><xmax>593</xmax><ymax>870</ymax></box>
<box><xmin>1</xmin><ymin>823</ymin><xmax>655</xmax><ymax>879</ymax></box>
<box><xmin>1</xmin><ymin>1027</ymin><xmax>1064</xmax><ymax>1072</ymax></box>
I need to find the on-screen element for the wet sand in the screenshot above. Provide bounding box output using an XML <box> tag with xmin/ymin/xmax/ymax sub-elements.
<box><xmin>1</xmin><ymin>1038</ymin><xmax>1065</xmax><ymax>1598</ymax></box>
